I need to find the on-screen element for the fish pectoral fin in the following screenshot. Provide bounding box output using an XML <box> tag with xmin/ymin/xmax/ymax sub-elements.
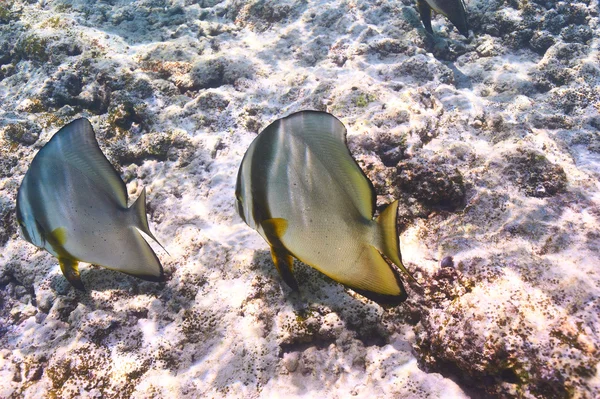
<box><xmin>417</xmin><ymin>0</ymin><xmax>434</xmax><ymax>34</ymax></box>
<box><xmin>59</xmin><ymin>258</ymin><xmax>85</xmax><ymax>291</ymax></box>
<box><xmin>344</xmin><ymin>245</ymin><xmax>407</xmax><ymax>306</ymax></box>
<box><xmin>269</xmin><ymin>245</ymin><xmax>299</xmax><ymax>292</ymax></box>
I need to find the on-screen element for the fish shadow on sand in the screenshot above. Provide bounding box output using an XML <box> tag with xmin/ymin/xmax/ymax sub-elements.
<box><xmin>443</xmin><ymin>61</ymin><xmax>472</xmax><ymax>89</ymax></box>
<box><xmin>48</xmin><ymin>266</ymin><xmax>164</xmax><ymax>296</ymax></box>
<box><xmin>250</xmin><ymin>249</ymin><xmax>360</xmax><ymax>307</ymax></box>
<box><xmin>249</xmin><ymin>249</ymin><xmax>399</xmax><ymax>347</ymax></box>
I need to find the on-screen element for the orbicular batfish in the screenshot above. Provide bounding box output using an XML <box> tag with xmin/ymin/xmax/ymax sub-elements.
<box><xmin>417</xmin><ymin>0</ymin><xmax>469</xmax><ymax>37</ymax></box>
<box><xmin>16</xmin><ymin>118</ymin><xmax>164</xmax><ymax>290</ymax></box>
<box><xmin>235</xmin><ymin>111</ymin><xmax>415</xmax><ymax>305</ymax></box>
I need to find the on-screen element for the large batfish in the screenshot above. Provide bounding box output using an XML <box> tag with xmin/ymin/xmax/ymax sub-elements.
<box><xmin>417</xmin><ymin>0</ymin><xmax>469</xmax><ymax>37</ymax></box>
<box><xmin>16</xmin><ymin>118</ymin><xmax>164</xmax><ymax>290</ymax></box>
<box><xmin>235</xmin><ymin>111</ymin><xmax>415</xmax><ymax>305</ymax></box>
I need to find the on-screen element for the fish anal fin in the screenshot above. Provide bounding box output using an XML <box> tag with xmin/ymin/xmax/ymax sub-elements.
<box><xmin>261</xmin><ymin>218</ymin><xmax>298</xmax><ymax>291</ymax></box>
<box><xmin>102</xmin><ymin>227</ymin><xmax>164</xmax><ymax>281</ymax></box>
<box><xmin>269</xmin><ymin>245</ymin><xmax>299</xmax><ymax>291</ymax></box>
<box><xmin>375</xmin><ymin>200</ymin><xmax>417</xmax><ymax>284</ymax></box>
<box><xmin>344</xmin><ymin>245</ymin><xmax>407</xmax><ymax>306</ymax></box>
<box><xmin>59</xmin><ymin>258</ymin><xmax>85</xmax><ymax>291</ymax></box>
<box><xmin>417</xmin><ymin>0</ymin><xmax>433</xmax><ymax>34</ymax></box>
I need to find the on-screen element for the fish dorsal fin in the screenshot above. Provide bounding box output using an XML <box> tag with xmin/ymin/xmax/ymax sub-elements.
<box><xmin>275</xmin><ymin>111</ymin><xmax>376</xmax><ymax>219</ymax></box>
<box><xmin>39</xmin><ymin>118</ymin><xmax>128</xmax><ymax>208</ymax></box>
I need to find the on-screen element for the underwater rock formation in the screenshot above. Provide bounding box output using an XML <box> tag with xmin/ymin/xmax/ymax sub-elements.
<box><xmin>0</xmin><ymin>0</ymin><xmax>599</xmax><ymax>398</ymax></box>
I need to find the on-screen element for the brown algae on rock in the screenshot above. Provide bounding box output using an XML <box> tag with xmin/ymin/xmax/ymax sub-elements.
<box><xmin>1</xmin><ymin>0</ymin><xmax>600</xmax><ymax>397</ymax></box>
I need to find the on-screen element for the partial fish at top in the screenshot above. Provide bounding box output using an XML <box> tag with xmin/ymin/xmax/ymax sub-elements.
<box><xmin>235</xmin><ymin>111</ymin><xmax>416</xmax><ymax>306</ymax></box>
<box><xmin>417</xmin><ymin>0</ymin><xmax>469</xmax><ymax>37</ymax></box>
<box><xmin>16</xmin><ymin>118</ymin><xmax>165</xmax><ymax>290</ymax></box>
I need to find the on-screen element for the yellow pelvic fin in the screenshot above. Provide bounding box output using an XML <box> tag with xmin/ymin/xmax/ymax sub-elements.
<box><xmin>47</xmin><ymin>226</ymin><xmax>73</xmax><ymax>260</ymax></box>
<box><xmin>269</xmin><ymin>245</ymin><xmax>299</xmax><ymax>291</ymax></box>
<box><xmin>49</xmin><ymin>227</ymin><xmax>67</xmax><ymax>246</ymax></box>
<box><xmin>59</xmin><ymin>258</ymin><xmax>85</xmax><ymax>291</ymax></box>
<box><xmin>262</xmin><ymin>218</ymin><xmax>288</xmax><ymax>239</ymax></box>
<box><xmin>46</xmin><ymin>227</ymin><xmax>85</xmax><ymax>291</ymax></box>
<box><xmin>375</xmin><ymin>200</ymin><xmax>417</xmax><ymax>284</ymax></box>
<box><xmin>261</xmin><ymin>218</ymin><xmax>299</xmax><ymax>291</ymax></box>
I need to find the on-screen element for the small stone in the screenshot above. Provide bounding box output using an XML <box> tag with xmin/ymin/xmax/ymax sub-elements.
<box><xmin>282</xmin><ymin>352</ymin><xmax>299</xmax><ymax>372</ymax></box>
<box><xmin>440</xmin><ymin>256</ymin><xmax>454</xmax><ymax>268</ymax></box>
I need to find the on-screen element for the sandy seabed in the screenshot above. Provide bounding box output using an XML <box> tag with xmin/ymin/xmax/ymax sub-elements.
<box><xmin>0</xmin><ymin>0</ymin><xmax>599</xmax><ymax>398</ymax></box>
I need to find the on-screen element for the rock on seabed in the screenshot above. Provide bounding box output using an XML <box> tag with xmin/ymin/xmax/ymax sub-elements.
<box><xmin>1</xmin><ymin>0</ymin><xmax>599</xmax><ymax>398</ymax></box>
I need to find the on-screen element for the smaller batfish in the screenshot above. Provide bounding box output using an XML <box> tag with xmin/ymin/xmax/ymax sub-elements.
<box><xmin>417</xmin><ymin>0</ymin><xmax>469</xmax><ymax>37</ymax></box>
<box><xmin>16</xmin><ymin>118</ymin><xmax>164</xmax><ymax>290</ymax></box>
<box><xmin>235</xmin><ymin>111</ymin><xmax>415</xmax><ymax>305</ymax></box>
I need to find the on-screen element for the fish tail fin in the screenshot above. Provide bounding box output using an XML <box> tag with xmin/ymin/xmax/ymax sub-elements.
<box><xmin>130</xmin><ymin>187</ymin><xmax>169</xmax><ymax>255</ymax></box>
<box><xmin>375</xmin><ymin>200</ymin><xmax>418</xmax><ymax>284</ymax></box>
<box><xmin>59</xmin><ymin>258</ymin><xmax>85</xmax><ymax>291</ymax></box>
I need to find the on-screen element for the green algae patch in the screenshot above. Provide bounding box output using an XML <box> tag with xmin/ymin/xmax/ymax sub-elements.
<box><xmin>352</xmin><ymin>92</ymin><xmax>377</xmax><ymax>108</ymax></box>
<box><xmin>16</xmin><ymin>34</ymin><xmax>50</xmax><ymax>62</ymax></box>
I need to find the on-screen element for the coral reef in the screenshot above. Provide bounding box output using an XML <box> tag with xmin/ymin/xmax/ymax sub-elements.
<box><xmin>0</xmin><ymin>0</ymin><xmax>599</xmax><ymax>398</ymax></box>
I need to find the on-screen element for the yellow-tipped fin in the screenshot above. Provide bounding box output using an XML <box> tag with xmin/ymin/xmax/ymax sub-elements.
<box><xmin>47</xmin><ymin>227</ymin><xmax>85</xmax><ymax>290</ymax></box>
<box><xmin>375</xmin><ymin>200</ymin><xmax>417</xmax><ymax>284</ymax></box>
<box><xmin>269</xmin><ymin>245</ymin><xmax>299</xmax><ymax>291</ymax></box>
<box><xmin>48</xmin><ymin>227</ymin><xmax>67</xmax><ymax>247</ymax></box>
<box><xmin>262</xmin><ymin>218</ymin><xmax>288</xmax><ymax>238</ymax></box>
<box><xmin>344</xmin><ymin>245</ymin><xmax>407</xmax><ymax>305</ymax></box>
<box><xmin>262</xmin><ymin>218</ymin><xmax>299</xmax><ymax>291</ymax></box>
<box><xmin>59</xmin><ymin>258</ymin><xmax>85</xmax><ymax>291</ymax></box>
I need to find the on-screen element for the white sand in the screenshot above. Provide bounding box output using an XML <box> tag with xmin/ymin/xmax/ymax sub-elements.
<box><xmin>0</xmin><ymin>0</ymin><xmax>599</xmax><ymax>398</ymax></box>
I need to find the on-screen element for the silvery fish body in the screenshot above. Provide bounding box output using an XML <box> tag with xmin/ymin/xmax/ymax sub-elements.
<box><xmin>235</xmin><ymin>111</ymin><xmax>414</xmax><ymax>305</ymax></box>
<box><xmin>16</xmin><ymin>118</ymin><xmax>164</xmax><ymax>290</ymax></box>
<box><xmin>417</xmin><ymin>0</ymin><xmax>469</xmax><ymax>37</ymax></box>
